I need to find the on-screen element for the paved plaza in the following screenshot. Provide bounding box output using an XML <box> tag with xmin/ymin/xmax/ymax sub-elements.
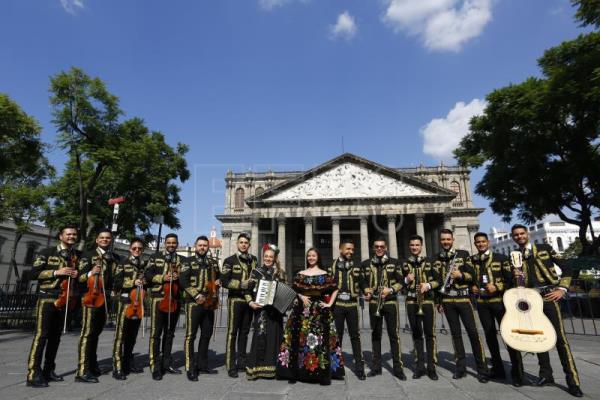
<box><xmin>0</xmin><ymin>320</ymin><xmax>599</xmax><ymax>400</ymax></box>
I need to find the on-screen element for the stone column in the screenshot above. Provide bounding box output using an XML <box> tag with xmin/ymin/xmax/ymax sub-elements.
<box><xmin>467</xmin><ymin>224</ymin><xmax>480</xmax><ymax>254</ymax></box>
<box><xmin>304</xmin><ymin>217</ymin><xmax>313</xmax><ymax>253</ymax></box>
<box><xmin>360</xmin><ymin>216</ymin><xmax>369</xmax><ymax>261</ymax></box>
<box><xmin>387</xmin><ymin>215</ymin><xmax>399</xmax><ymax>259</ymax></box>
<box><xmin>251</xmin><ymin>220</ymin><xmax>259</xmax><ymax>257</ymax></box>
<box><xmin>331</xmin><ymin>217</ymin><xmax>340</xmax><ymax>259</ymax></box>
<box><xmin>277</xmin><ymin>217</ymin><xmax>287</xmax><ymax>276</ymax></box>
<box><xmin>415</xmin><ymin>213</ymin><xmax>427</xmax><ymax>257</ymax></box>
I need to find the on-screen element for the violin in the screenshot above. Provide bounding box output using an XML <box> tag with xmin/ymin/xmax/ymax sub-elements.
<box><xmin>82</xmin><ymin>256</ymin><xmax>106</xmax><ymax>308</ymax></box>
<box><xmin>54</xmin><ymin>250</ymin><xmax>77</xmax><ymax>310</ymax></box>
<box><xmin>158</xmin><ymin>253</ymin><xmax>179</xmax><ymax>313</ymax></box>
<box><xmin>202</xmin><ymin>264</ymin><xmax>220</xmax><ymax>310</ymax></box>
<box><xmin>125</xmin><ymin>272</ymin><xmax>145</xmax><ymax>320</ymax></box>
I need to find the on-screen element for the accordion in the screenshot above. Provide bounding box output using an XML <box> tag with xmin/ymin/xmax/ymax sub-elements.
<box><xmin>254</xmin><ymin>279</ymin><xmax>297</xmax><ymax>314</ymax></box>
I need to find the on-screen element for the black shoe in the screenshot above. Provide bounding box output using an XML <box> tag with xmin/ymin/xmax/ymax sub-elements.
<box><xmin>26</xmin><ymin>375</ymin><xmax>48</xmax><ymax>388</ymax></box>
<box><xmin>197</xmin><ymin>367</ymin><xmax>217</xmax><ymax>375</ymax></box>
<box><xmin>228</xmin><ymin>370</ymin><xmax>239</xmax><ymax>378</ymax></box>
<box><xmin>453</xmin><ymin>370</ymin><xmax>466</xmax><ymax>380</ymax></box>
<box><xmin>187</xmin><ymin>371</ymin><xmax>198</xmax><ymax>381</ymax></box>
<box><xmin>512</xmin><ymin>379</ymin><xmax>523</xmax><ymax>387</ymax></box>
<box><xmin>367</xmin><ymin>369</ymin><xmax>382</xmax><ymax>377</ymax></box>
<box><xmin>428</xmin><ymin>370</ymin><xmax>438</xmax><ymax>381</ymax></box>
<box><xmin>75</xmin><ymin>373</ymin><xmax>99</xmax><ymax>383</ymax></box>
<box><xmin>477</xmin><ymin>374</ymin><xmax>489</xmax><ymax>383</ymax></box>
<box><xmin>534</xmin><ymin>376</ymin><xmax>555</xmax><ymax>386</ymax></box>
<box><xmin>413</xmin><ymin>370</ymin><xmax>425</xmax><ymax>379</ymax></box>
<box><xmin>112</xmin><ymin>370</ymin><xmax>126</xmax><ymax>380</ymax></box>
<box><xmin>568</xmin><ymin>385</ymin><xmax>583</xmax><ymax>397</ymax></box>
<box><xmin>164</xmin><ymin>366</ymin><xmax>182</xmax><ymax>374</ymax></box>
<box><xmin>152</xmin><ymin>371</ymin><xmax>163</xmax><ymax>381</ymax></box>
<box><xmin>394</xmin><ymin>369</ymin><xmax>407</xmax><ymax>381</ymax></box>
<box><xmin>490</xmin><ymin>370</ymin><xmax>506</xmax><ymax>380</ymax></box>
<box><xmin>43</xmin><ymin>371</ymin><xmax>64</xmax><ymax>382</ymax></box>
<box><xmin>356</xmin><ymin>370</ymin><xmax>366</xmax><ymax>380</ymax></box>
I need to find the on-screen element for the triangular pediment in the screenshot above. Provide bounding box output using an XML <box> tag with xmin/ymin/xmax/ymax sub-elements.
<box><xmin>248</xmin><ymin>153</ymin><xmax>456</xmax><ymax>205</ymax></box>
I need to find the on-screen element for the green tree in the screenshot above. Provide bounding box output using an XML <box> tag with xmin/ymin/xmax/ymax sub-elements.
<box><xmin>563</xmin><ymin>238</ymin><xmax>583</xmax><ymax>259</ymax></box>
<box><xmin>572</xmin><ymin>0</ymin><xmax>600</xmax><ymax>28</ymax></box>
<box><xmin>0</xmin><ymin>94</ymin><xmax>54</xmax><ymax>284</ymax></box>
<box><xmin>455</xmin><ymin>6</ymin><xmax>600</xmax><ymax>255</ymax></box>
<box><xmin>47</xmin><ymin>69</ymin><xmax>190</xmax><ymax>245</ymax></box>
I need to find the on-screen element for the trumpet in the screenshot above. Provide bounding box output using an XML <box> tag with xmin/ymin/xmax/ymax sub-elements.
<box><xmin>414</xmin><ymin>266</ymin><xmax>425</xmax><ymax>316</ymax></box>
<box><xmin>374</xmin><ymin>265</ymin><xmax>387</xmax><ymax>317</ymax></box>
<box><xmin>439</xmin><ymin>253</ymin><xmax>458</xmax><ymax>295</ymax></box>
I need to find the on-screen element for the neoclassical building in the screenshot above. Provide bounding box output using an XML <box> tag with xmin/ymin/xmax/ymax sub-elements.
<box><xmin>216</xmin><ymin>153</ymin><xmax>483</xmax><ymax>279</ymax></box>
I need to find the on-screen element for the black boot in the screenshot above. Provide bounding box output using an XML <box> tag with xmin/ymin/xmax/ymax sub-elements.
<box><xmin>112</xmin><ymin>370</ymin><xmax>126</xmax><ymax>380</ymax></box>
<box><xmin>26</xmin><ymin>373</ymin><xmax>48</xmax><ymax>388</ymax></box>
<box><xmin>43</xmin><ymin>370</ymin><xmax>64</xmax><ymax>382</ymax></box>
<box><xmin>75</xmin><ymin>372</ymin><xmax>99</xmax><ymax>383</ymax></box>
<box><xmin>187</xmin><ymin>371</ymin><xmax>198</xmax><ymax>381</ymax></box>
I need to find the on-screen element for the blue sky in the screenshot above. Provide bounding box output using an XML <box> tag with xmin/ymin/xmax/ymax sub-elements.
<box><xmin>0</xmin><ymin>0</ymin><xmax>587</xmax><ymax>245</ymax></box>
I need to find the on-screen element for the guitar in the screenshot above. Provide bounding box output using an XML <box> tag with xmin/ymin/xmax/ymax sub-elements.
<box><xmin>500</xmin><ymin>251</ymin><xmax>557</xmax><ymax>353</ymax></box>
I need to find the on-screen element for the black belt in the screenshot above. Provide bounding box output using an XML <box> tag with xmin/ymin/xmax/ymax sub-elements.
<box><xmin>442</xmin><ymin>288</ymin><xmax>470</xmax><ymax>297</ymax></box>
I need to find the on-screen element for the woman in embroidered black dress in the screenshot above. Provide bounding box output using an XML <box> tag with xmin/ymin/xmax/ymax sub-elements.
<box><xmin>245</xmin><ymin>244</ymin><xmax>286</xmax><ymax>380</ymax></box>
<box><xmin>276</xmin><ymin>248</ymin><xmax>344</xmax><ymax>385</ymax></box>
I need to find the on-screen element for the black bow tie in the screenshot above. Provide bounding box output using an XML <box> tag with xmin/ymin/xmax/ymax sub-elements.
<box><xmin>239</xmin><ymin>253</ymin><xmax>251</xmax><ymax>262</ymax></box>
<box><xmin>408</xmin><ymin>256</ymin><xmax>422</xmax><ymax>264</ymax></box>
<box><xmin>521</xmin><ymin>248</ymin><xmax>531</xmax><ymax>259</ymax></box>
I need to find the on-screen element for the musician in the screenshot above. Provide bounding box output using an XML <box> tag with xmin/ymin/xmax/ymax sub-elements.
<box><xmin>26</xmin><ymin>224</ymin><xmax>80</xmax><ymax>388</ymax></box>
<box><xmin>434</xmin><ymin>229</ymin><xmax>488</xmax><ymax>382</ymax></box>
<box><xmin>328</xmin><ymin>239</ymin><xmax>366</xmax><ymax>380</ymax></box>
<box><xmin>401</xmin><ymin>235</ymin><xmax>440</xmax><ymax>380</ymax></box>
<box><xmin>246</xmin><ymin>244</ymin><xmax>287</xmax><ymax>380</ymax></box>
<box><xmin>145</xmin><ymin>233</ymin><xmax>186</xmax><ymax>380</ymax></box>
<box><xmin>180</xmin><ymin>235</ymin><xmax>220</xmax><ymax>381</ymax></box>
<box><xmin>111</xmin><ymin>238</ymin><xmax>147</xmax><ymax>380</ymax></box>
<box><xmin>469</xmin><ymin>232</ymin><xmax>521</xmax><ymax>384</ymax></box>
<box><xmin>221</xmin><ymin>233</ymin><xmax>257</xmax><ymax>378</ymax></box>
<box><xmin>75</xmin><ymin>228</ymin><xmax>120</xmax><ymax>383</ymax></box>
<box><xmin>362</xmin><ymin>237</ymin><xmax>406</xmax><ymax>380</ymax></box>
<box><xmin>509</xmin><ymin>224</ymin><xmax>582</xmax><ymax>397</ymax></box>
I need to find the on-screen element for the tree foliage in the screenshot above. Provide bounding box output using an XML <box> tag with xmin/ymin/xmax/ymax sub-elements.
<box><xmin>455</xmin><ymin>9</ymin><xmax>600</xmax><ymax>255</ymax></box>
<box><xmin>0</xmin><ymin>94</ymin><xmax>53</xmax><ymax>283</ymax></box>
<box><xmin>46</xmin><ymin>68</ymin><xmax>189</xmax><ymax>246</ymax></box>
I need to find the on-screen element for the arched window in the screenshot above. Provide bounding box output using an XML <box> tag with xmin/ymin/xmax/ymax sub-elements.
<box><xmin>24</xmin><ymin>242</ymin><xmax>41</xmax><ymax>266</ymax></box>
<box><xmin>234</xmin><ymin>188</ymin><xmax>245</xmax><ymax>209</ymax></box>
<box><xmin>450</xmin><ymin>181</ymin><xmax>462</xmax><ymax>201</ymax></box>
<box><xmin>557</xmin><ymin>237</ymin><xmax>564</xmax><ymax>252</ymax></box>
<box><xmin>255</xmin><ymin>187</ymin><xmax>264</xmax><ymax>197</ymax></box>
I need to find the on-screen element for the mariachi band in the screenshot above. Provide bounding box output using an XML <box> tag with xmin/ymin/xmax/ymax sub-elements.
<box><xmin>25</xmin><ymin>224</ymin><xmax>583</xmax><ymax>397</ymax></box>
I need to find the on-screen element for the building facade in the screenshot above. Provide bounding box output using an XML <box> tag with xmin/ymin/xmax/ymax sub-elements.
<box><xmin>216</xmin><ymin>153</ymin><xmax>483</xmax><ymax>279</ymax></box>
<box><xmin>491</xmin><ymin>216</ymin><xmax>600</xmax><ymax>255</ymax></box>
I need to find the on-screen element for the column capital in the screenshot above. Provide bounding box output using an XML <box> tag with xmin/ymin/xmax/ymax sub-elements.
<box><xmin>277</xmin><ymin>216</ymin><xmax>287</xmax><ymax>225</ymax></box>
<box><xmin>221</xmin><ymin>230</ymin><xmax>233</xmax><ymax>238</ymax></box>
<box><xmin>415</xmin><ymin>213</ymin><xmax>425</xmax><ymax>222</ymax></box>
<box><xmin>331</xmin><ymin>216</ymin><xmax>341</xmax><ymax>224</ymax></box>
<box><xmin>303</xmin><ymin>217</ymin><xmax>313</xmax><ymax>225</ymax></box>
<box><xmin>386</xmin><ymin>214</ymin><xmax>397</xmax><ymax>224</ymax></box>
<box><xmin>359</xmin><ymin>216</ymin><xmax>369</xmax><ymax>224</ymax></box>
<box><xmin>467</xmin><ymin>224</ymin><xmax>479</xmax><ymax>232</ymax></box>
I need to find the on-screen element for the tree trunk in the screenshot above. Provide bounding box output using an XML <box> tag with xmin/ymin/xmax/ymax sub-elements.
<box><xmin>5</xmin><ymin>231</ymin><xmax>23</xmax><ymax>285</ymax></box>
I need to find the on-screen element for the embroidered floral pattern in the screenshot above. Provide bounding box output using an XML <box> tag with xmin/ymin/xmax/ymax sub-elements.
<box><xmin>277</xmin><ymin>273</ymin><xmax>345</xmax><ymax>380</ymax></box>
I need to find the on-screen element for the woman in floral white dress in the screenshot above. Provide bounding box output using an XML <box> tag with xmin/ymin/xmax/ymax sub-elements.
<box><xmin>276</xmin><ymin>248</ymin><xmax>345</xmax><ymax>385</ymax></box>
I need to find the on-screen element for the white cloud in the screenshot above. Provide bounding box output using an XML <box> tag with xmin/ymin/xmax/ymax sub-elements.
<box><xmin>60</xmin><ymin>0</ymin><xmax>85</xmax><ymax>15</ymax></box>
<box><xmin>382</xmin><ymin>0</ymin><xmax>493</xmax><ymax>52</ymax></box>
<box><xmin>259</xmin><ymin>0</ymin><xmax>290</xmax><ymax>11</ymax></box>
<box><xmin>259</xmin><ymin>0</ymin><xmax>310</xmax><ymax>11</ymax></box>
<box><xmin>421</xmin><ymin>99</ymin><xmax>486</xmax><ymax>161</ymax></box>
<box><xmin>330</xmin><ymin>11</ymin><xmax>358</xmax><ymax>41</ymax></box>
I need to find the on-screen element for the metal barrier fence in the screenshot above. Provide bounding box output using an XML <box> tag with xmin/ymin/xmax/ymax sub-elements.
<box><xmin>1</xmin><ymin>280</ymin><xmax>599</xmax><ymax>336</ymax></box>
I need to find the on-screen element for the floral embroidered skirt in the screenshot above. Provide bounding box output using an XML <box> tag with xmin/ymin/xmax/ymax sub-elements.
<box><xmin>276</xmin><ymin>298</ymin><xmax>345</xmax><ymax>383</ymax></box>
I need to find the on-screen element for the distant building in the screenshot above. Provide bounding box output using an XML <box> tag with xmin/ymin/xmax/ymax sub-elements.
<box><xmin>490</xmin><ymin>216</ymin><xmax>600</xmax><ymax>255</ymax></box>
<box><xmin>217</xmin><ymin>153</ymin><xmax>482</xmax><ymax>279</ymax></box>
